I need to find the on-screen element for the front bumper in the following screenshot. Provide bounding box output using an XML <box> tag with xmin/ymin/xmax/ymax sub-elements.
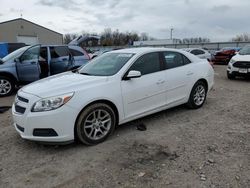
<box><xmin>12</xmin><ymin>91</ymin><xmax>78</xmax><ymax>143</ymax></box>
<box><xmin>227</xmin><ymin>65</ymin><xmax>250</xmax><ymax>77</ymax></box>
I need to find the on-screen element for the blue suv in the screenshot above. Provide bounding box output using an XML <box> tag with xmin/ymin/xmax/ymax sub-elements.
<box><xmin>0</xmin><ymin>44</ymin><xmax>90</xmax><ymax>97</ymax></box>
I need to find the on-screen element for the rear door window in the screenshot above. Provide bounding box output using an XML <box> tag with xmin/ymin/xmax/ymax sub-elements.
<box><xmin>69</xmin><ymin>49</ymin><xmax>84</xmax><ymax>57</ymax></box>
<box><xmin>191</xmin><ymin>49</ymin><xmax>205</xmax><ymax>55</ymax></box>
<box><xmin>163</xmin><ymin>51</ymin><xmax>184</xmax><ymax>69</ymax></box>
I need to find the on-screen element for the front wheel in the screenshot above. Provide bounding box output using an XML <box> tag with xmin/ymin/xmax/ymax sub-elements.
<box><xmin>0</xmin><ymin>76</ymin><xmax>15</xmax><ymax>97</ymax></box>
<box><xmin>227</xmin><ymin>71</ymin><xmax>235</xmax><ymax>80</ymax></box>
<box><xmin>76</xmin><ymin>103</ymin><xmax>116</xmax><ymax>145</ymax></box>
<box><xmin>187</xmin><ymin>81</ymin><xmax>207</xmax><ymax>109</ymax></box>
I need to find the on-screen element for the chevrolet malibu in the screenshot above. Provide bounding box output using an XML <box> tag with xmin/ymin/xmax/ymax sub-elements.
<box><xmin>12</xmin><ymin>48</ymin><xmax>214</xmax><ymax>145</ymax></box>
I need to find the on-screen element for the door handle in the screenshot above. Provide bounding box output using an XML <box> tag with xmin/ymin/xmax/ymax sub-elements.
<box><xmin>156</xmin><ymin>80</ymin><xmax>165</xmax><ymax>85</ymax></box>
<box><xmin>187</xmin><ymin>72</ymin><xmax>194</xmax><ymax>76</ymax></box>
<box><xmin>30</xmin><ymin>61</ymin><xmax>36</xmax><ymax>64</ymax></box>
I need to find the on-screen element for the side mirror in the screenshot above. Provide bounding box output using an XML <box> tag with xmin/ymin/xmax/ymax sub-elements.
<box><xmin>125</xmin><ymin>70</ymin><xmax>141</xmax><ymax>80</ymax></box>
<box><xmin>0</xmin><ymin>59</ymin><xmax>3</xmax><ymax>64</ymax></box>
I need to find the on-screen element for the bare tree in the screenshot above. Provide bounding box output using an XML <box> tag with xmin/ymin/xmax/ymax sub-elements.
<box><xmin>232</xmin><ymin>33</ymin><xmax>250</xmax><ymax>42</ymax></box>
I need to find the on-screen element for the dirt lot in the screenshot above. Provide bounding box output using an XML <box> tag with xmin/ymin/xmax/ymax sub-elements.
<box><xmin>0</xmin><ymin>65</ymin><xmax>249</xmax><ymax>188</ymax></box>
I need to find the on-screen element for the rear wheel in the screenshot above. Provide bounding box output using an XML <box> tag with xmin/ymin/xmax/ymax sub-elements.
<box><xmin>187</xmin><ymin>81</ymin><xmax>207</xmax><ymax>109</ymax></box>
<box><xmin>76</xmin><ymin>103</ymin><xmax>116</xmax><ymax>145</ymax></box>
<box><xmin>0</xmin><ymin>76</ymin><xmax>15</xmax><ymax>97</ymax></box>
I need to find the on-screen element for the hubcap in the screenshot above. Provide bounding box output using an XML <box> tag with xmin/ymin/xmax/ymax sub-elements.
<box><xmin>193</xmin><ymin>85</ymin><xmax>206</xmax><ymax>106</ymax></box>
<box><xmin>83</xmin><ymin>109</ymin><xmax>111</xmax><ymax>140</ymax></box>
<box><xmin>0</xmin><ymin>79</ymin><xmax>11</xmax><ymax>95</ymax></box>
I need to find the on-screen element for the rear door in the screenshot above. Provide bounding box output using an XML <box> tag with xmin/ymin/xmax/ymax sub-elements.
<box><xmin>69</xmin><ymin>48</ymin><xmax>88</xmax><ymax>67</ymax></box>
<box><xmin>163</xmin><ymin>51</ymin><xmax>194</xmax><ymax>105</ymax></box>
<box><xmin>16</xmin><ymin>45</ymin><xmax>41</xmax><ymax>82</ymax></box>
<box><xmin>49</xmin><ymin>46</ymin><xmax>73</xmax><ymax>75</ymax></box>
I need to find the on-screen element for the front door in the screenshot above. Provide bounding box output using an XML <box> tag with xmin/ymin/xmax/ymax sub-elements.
<box><xmin>121</xmin><ymin>52</ymin><xmax>166</xmax><ymax>118</ymax></box>
<box><xmin>16</xmin><ymin>45</ymin><xmax>41</xmax><ymax>82</ymax></box>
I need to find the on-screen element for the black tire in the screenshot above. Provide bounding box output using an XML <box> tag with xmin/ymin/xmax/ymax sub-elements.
<box><xmin>227</xmin><ymin>71</ymin><xmax>235</xmax><ymax>80</ymax></box>
<box><xmin>76</xmin><ymin>103</ymin><xmax>116</xmax><ymax>145</ymax></box>
<box><xmin>187</xmin><ymin>81</ymin><xmax>207</xmax><ymax>109</ymax></box>
<box><xmin>0</xmin><ymin>76</ymin><xmax>15</xmax><ymax>97</ymax></box>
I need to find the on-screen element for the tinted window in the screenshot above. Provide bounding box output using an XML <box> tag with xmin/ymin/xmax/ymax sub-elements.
<box><xmin>163</xmin><ymin>51</ymin><xmax>184</xmax><ymax>69</ymax></box>
<box><xmin>69</xmin><ymin>49</ymin><xmax>84</xmax><ymax>57</ymax></box>
<box><xmin>191</xmin><ymin>49</ymin><xmax>205</xmax><ymax>55</ymax></box>
<box><xmin>50</xmin><ymin>46</ymin><xmax>69</xmax><ymax>58</ymax></box>
<box><xmin>129</xmin><ymin>52</ymin><xmax>161</xmax><ymax>75</ymax></box>
<box><xmin>183</xmin><ymin>55</ymin><xmax>191</xmax><ymax>65</ymax></box>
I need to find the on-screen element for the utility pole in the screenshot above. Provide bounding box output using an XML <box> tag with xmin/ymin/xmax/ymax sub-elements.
<box><xmin>170</xmin><ymin>28</ymin><xmax>174</xmax><ymax>40</ymax></box>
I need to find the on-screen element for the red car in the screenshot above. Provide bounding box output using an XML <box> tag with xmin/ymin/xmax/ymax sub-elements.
<box><xmin>213</xmin><ymin>47</ymin><xmax>241</xmax><ymax>64</ymax></box>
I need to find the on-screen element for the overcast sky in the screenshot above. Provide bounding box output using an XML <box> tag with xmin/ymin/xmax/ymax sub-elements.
<box><xmin>0</xmin><ymin>0</ymin><xmax>249</xmax><ymax>41</ymax></box>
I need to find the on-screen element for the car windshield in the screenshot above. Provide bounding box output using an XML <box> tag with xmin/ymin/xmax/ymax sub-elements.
<box><xmin>2</xmin><ymin>46</ymin><xmax>30</xmax><ymax>62</ymax></box>
<box><xmin>239</xmin><ymin>46</ymin><xmax>250</xmax><ymax>55</ymax></box>
<box><xmin>79</xmin><ymin>52</ymin><xmax>134</xmax><ymax>76</ymax></box>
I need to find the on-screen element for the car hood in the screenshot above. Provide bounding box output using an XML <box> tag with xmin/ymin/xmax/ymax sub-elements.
<box><xmin>232</xmin><ymin>54</ymin><xmax>250</xmax><ymax>62</ymax></box>
<box><xmin>21</xmin><ymin>72</ymin><xmax>108</xmax><ymax>98</ymax></box>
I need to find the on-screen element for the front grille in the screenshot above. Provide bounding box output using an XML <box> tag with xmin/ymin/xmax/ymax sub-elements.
<box><xmin>17</xmin><ymin>95</ymin><xmax>29</xmax><ymax>103</ymax></box>
<box><xmin>233</xmin><ymin>61</ymin><xmax>250</xmax><ymax>68</ymax></box>
<box><xmin>15</xmin><ymin>105</ymin><xmax>26</xmax><ymax>114</ymax></box>
<box><xmin>16</xmin><ymin>124</ymin><xmax>24</xmax><ymax>132</ymax></box>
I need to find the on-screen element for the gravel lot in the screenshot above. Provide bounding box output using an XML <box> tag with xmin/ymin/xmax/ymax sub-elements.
<box><xmin>0</xmin><ymin>65</ymin><xmax>249</xmax><ymax>188</ymax></box>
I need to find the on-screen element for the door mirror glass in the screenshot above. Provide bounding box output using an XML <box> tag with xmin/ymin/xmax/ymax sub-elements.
<box><xmin>126</xmin><ymin>70</ymin><xmax>141</xmax><ymax>79</ymax></box>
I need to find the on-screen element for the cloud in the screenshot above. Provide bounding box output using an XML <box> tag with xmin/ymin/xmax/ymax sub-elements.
<box><xmin>211</xmin><ymin>5</ymin><xmax>231</xmax><ymax>12</ymax></box>
<box><xmin>37</xmin><ymin>0</ymin><xmax>81</xmax><ymax>11</ymax></box>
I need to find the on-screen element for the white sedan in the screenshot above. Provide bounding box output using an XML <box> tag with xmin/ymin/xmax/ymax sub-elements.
<box><xmin>183</xmin><ymin>48</ymin><xmax>212</xmax><ymax>61</ymax></box>
<box><xmin>12</xmin><ymin>48</ymin><xmax>214</xmax><ymax>145</ymax></box>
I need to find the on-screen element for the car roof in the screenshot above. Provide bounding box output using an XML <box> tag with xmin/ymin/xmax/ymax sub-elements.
<box><xmin>109</xmin><ymin>47</ymin><xmax>185</xmax><ymax>55</ymax></box>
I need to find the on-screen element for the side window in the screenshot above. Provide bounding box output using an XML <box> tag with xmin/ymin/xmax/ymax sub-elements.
<box><xmin>20</xmin><ymin>45</ymin><xmax>40</xmax><ymax>62</ymax></box>
<box><xmin>183</xmin><ymin>55</ymin><xmax>191</xmax><ymax>65</ymax></box>
<box><xmin>163</xmin><ymin>51</ymin><xmax>184</xmax><ymax>69</ymax></box>
<box><xmin>50</xmin><ymin>46</ymin><xmax>69</xmax><ymax>58</ymax></box>
<box><xmin>69</xmin><ymin>49</ymin><xmax>84</xmax><ymax>57</ymax></box>
<box><xmin>191</xmin><ymin>49</ymin><xmax>205</xmax><ymax>55</ymax></box>
<box><xmin>129</xmin><ymin>52</ymin><xmax>161</xmax><ymax>75</ymax></box>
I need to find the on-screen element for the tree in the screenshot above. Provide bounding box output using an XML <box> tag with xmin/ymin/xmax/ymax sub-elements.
<box><xmin>63</xmin><ymin>33</ymin><xmax>79</xmax><ymax>44</ymax></box>
<box><xmin>232</xmin><ymin>33</ymin><xmax>250</xmax><ymax>42</ymax></box>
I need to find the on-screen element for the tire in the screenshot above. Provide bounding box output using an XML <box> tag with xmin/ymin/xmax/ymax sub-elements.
<box><xmin>227</xmin><ymin>71</ymin><xmax>235</xmax><ymax>80</ymax></box>
<box><xmin>187</xmin><ymin>81</ymin><xmax>207</xmax><ymax>109</ymax></box>
<box><xmin>76</xmin><ymin>103</ymin><xmax>116</xmax><ymax>145</ymax></box>
<box><xmin>0</xmin><ymin>76</ymin><xmax>15</xmax><ymax>97</ymax></box>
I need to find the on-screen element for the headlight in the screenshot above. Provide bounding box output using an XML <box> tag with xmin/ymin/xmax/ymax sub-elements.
<box><xmin>31</xmin><ymin>92</ymin><xmax>74</xmax><ymax>112</ymax></box>
<box><xmin>229</xmin><ymin>59</ymin><xmax>235</xmax><ymax>65</ymax></box>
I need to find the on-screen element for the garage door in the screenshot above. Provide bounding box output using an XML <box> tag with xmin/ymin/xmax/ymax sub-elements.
<box><xmin>17</xmin><ymin>36</ymin><xmax>39</xmax><ymax>45</ymax></box>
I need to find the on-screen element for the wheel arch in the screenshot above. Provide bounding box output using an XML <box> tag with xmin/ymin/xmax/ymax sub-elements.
<box><xmin>0</xmin><ymin>72</ymin><xmax>17</xmax><ymax>84</ymax></box>
<box><xmin>74</xmin><ymin>99</ymin><xmax>119</xmax><ymax>140</ymax></box>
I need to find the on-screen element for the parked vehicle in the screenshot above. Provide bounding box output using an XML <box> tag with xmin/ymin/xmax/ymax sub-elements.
<box><xmin>182</xmin><ymin>48</ymin><xmax>212</xmax><ymax>61</ymax></box>
<box><xmin>0</xmin><ymin>45</ymin><xmax>90</xmax><ymax>97</ymax></box>
<box><xmin>213</xmin><ymin>47</ymin><xmax>241</xmax><ymax>64</ymax></box>
<box><xmin>12</xmin><ymin>47</ymin><xmax>214</xmax><ymax>145</ymax></box>
<box><xmin>227</xmin><ymin>45</ymin><xmax>250</xmax><ymax>79</ymax></box>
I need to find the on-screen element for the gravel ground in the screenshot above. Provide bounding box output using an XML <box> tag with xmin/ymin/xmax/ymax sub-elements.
<box><xmin>0</xmin><ymin>65</ymin><xmax>249</xmax><ymax>188</ymax></box>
